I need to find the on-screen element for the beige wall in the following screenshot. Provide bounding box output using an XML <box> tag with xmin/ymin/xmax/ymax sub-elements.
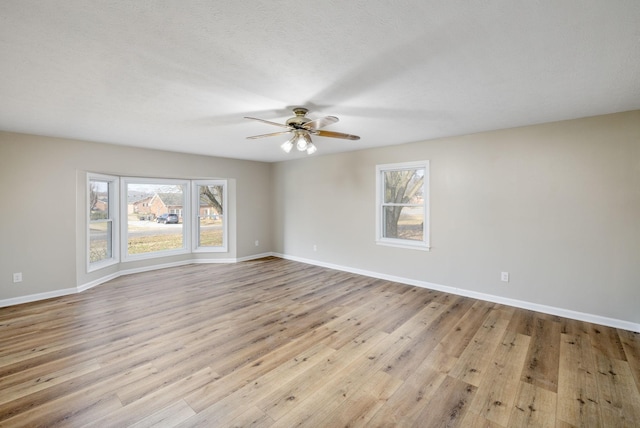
<box><xmin>0</xmin><ymin>132</ymin><xmax>273</xmax><ymax>300</ymax></box>
<box><xmin>1</xmin><ymin>111</ymin><xmax>639</xmax><ymax>327</ymax></box>
<box><xmin>272</xmin><ymin>111</ymin><xmax>640</xmax><ymax>325</ymax></box>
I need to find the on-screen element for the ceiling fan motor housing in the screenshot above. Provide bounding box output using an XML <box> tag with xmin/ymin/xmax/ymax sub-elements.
<box><xmin>286</xmin><ymin>107</ymin><xmax>311</xmax><ymax>128</ymax></box>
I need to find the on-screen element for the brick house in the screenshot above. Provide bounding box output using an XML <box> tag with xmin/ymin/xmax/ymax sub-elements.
<box><xmin>129</xmin><ymin>192</ymin><xmax>219</xmax><ymax>221</ymax></box>
<box><xmin>149</xmin><ymin>193</ymin><xmax>184</xmax><ymax>219</ymax></box>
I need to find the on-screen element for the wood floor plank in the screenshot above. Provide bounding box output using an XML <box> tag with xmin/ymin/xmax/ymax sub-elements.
<box><xmin>589</xmin><ymin>324</ymin><xmax>627</xmax><ymax>361</ymax></box>
<box><xmin>468</xmin><ymin>331</ymin><xmax>531</xmax><ymax>426</ymax></box>
<box><xmin>0</xmin><ymin>337</ymin><xmax>89</xmax><ymax>368</ymax></box>
<box><xmin>557</xmin><ymin>332</ymin><xmax>603</xmax><ymax>426</ymax></box>
<box><xmin>618</xmin><ymin>329</ymin><xmax>640</xmax><ymax>393</ymax></box>
<box><xmin>270</xmin><ymin>301</ymin><xmax>448</xmax><ymax>427</ymax></box>
<box><xmin>593</xmin><ymin>352</ymin><xmax>640</xmax><ymax>426</ymax></box>
<box><xmin>255</xmin><ymin>330</ymin><xmax>388</xmax><ymax>422</ymax></box>
<box><xmin>0</xmin><ymin>358</ymin><xmax>101</xmax><ymax>406</ymax></box>
<box><xmin>290</xmin><ymin>370</ymin><xmax>402</xmax><ymax>428</ymax></box>
<box><xmin>226</xmin><ymin>405</ymin><xmax>275</xmax><ymax>428</ymax></box>
<box><xmin>179</xmin><ymin>343</ymin><xmax>335</xmax><ymax>426</ymax></box>
<box><xmin>506</xmin><ymin>308</ymin><xmax>537</xmax><ymax>336</ymax></box>
<box><xmin>461</xmin><ymin>411</ymin><xmax>505</xmax><ymax>428</ymax></box>
<box><xmin>438</xmin><ymin>300</ymin><xmax>494</xmax><ymax>358</ymax></box>
<box><xmin>520</xmin><ymin>316</ymin><xmax>561</xmax><ymax>392</ymax></box>
<box><xmin>0</xmin><ymin>257</ymin><xmax>638</xmax><ymax>426</ymax></box>
<box><xmin>356</xmin><ymin>301</ymin><xmax>451</xmax><ymax>381</ymax></box>
<box><xmin>0</xmin><ymin>360</ymin><xmax>151</xmax><ymax>425</ymax></box>
<box><xmin>0</xmin><ymin>387</ymin><xmax>123</xmax><ymax>427</ymax></box>
<box><xmin>448</xmin><ymin>310</ymin><xmax>511</xmax><ymax>387</ymax></box>
<box><xmin>128</xmin><ymin>399</ymin><xmax>196</xmax><ymax>428</ymax></box>
<box><xmin>85</xmin><ymin>367</ymin><xmax>219</xmax><ymax>428</ymax></box>
<box><xmin>508</xmin><ymin>381</ymin><xmax>558</xmax><ymax>428</ymax></box>
<box><xmin>409</xmin><ymin>375</ymin><xmax>477</xmax><ymax>428</ymax></box>
<box><xmin>366</xmin><ymin>362</ymin><xmax>447</xmax><ymax>425</ymax></box>
<box><xmin>419</xmin><ymin>343</ymin><xmax>459</xmax><ymax>374</ymax></box>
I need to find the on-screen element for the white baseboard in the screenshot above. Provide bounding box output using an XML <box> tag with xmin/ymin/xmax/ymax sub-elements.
<box><xmin>0</xmin><ymin>253</ymin><xmax>275</xmax><ymax>309</ymax></box>
<box><xmin>79</xmin><ymin>253</ymin><xmax>275</xmax><ymax>291</ymax></box>
<box><xmin>230</xmin><ymin>252</ymin><xmax>274</xmax><ymax>263</ymax></box>
<box><xmin>4</xmin><ymin>252</ymin><xmax>638</xmax><ymax>333</ymax></box>
<box><xmin>274</xmin><ymin>253</ymin><xmax>640</xmax><ymax>333</ymax></box>
<box><xmin>77</xmin><ymin>272</ymin><xmax>120</xmax><ymax>293</ymax></box>
<box><xmin>0</xmin><ymin>287</ymin><xmax>78</xmax><ymax>308</ymax></box>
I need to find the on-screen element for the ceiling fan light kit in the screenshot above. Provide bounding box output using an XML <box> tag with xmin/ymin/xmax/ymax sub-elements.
<box><xmin>245</xmin><ymin>107</ymin><xmax>359</xmax><ymax>155</ymax></box>
<box><xmin>281</xmin><ymin>138</ymin><xmax>294</xmax><ymax>153</ymax></box>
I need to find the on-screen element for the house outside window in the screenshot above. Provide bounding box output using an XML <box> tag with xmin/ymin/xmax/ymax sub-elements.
<box><xmin>122</xmin><ymin>179</ymin><xmax>189</xmax><ymax>260</ymax></box>
<box><xmin>88</xmin><ymin>174</ymin><xmax>119</xmax><ymax>270</ymax></box>
<box><xmin>376</xmin><ymin>161</ymin><xmax>430</xmax><ymax>250</ymax></box>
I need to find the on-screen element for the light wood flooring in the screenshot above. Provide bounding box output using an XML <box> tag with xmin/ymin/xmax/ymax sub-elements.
<box><xmin>1</xmin><ymin>257</ymin><xmax>639</xmax><ymax>427</ymax></box>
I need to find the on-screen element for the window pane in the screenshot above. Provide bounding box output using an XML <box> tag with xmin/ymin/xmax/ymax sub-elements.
<box><xmin>197</xmin><ymin>185</ymin><xmax>224</xmax><ymax>247</ymax></box>
<box><xmin>127</xmin><ymin>183</ymin><xmax>185</xmax><ymax>255</ymax></box>
<box><xmin>383</xmin><ymin>206</ymin><xmax>424</xmax><ymax>241</ymax></box>
<box><xmin>89</xmin><ymin>177</ymin><xmax>116</xmax><ymax>267</ymax></box>
<box><xmin>383</xmin><ymin>169</ymin><xmax>424</xmax><ymax>204</ymax></box>
<box><xmin>89</xmin><ymin>221</ymin><xmax>112</xmax><ymax>262</ymax></box>
<box><xmin>90</xmin><ymin>180</ymin><xmax>109</xmax><ymax>219</ymax></box>
<box><xmin>380</xmin><ymin>165</ymin><xmax>426</xmax><ymax>244</ymax></box>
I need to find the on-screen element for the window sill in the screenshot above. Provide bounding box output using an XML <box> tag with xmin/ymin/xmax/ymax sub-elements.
<box><xmin>87</xmin><ymin>258</ymin><xmax>118</xmax><ymax>273</ymax></box>
<box><xmin>193</xmin><ymin>247</ymin><xmax>228</xmax><ymax>253</ymax></box>
<box><xmin>376</xmin><ymin>239</ymin><xmax>431</xmax><ymax>251</ymax></box>
<box><xmin>122</xmin><ymin>248</ymin><xmax>190</xmax><ymax>262</ymax></box>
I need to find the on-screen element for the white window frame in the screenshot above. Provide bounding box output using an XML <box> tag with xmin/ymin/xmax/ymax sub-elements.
<box><xmin>87</xmin><ymin>173</ymin><xmax>119</xmax><ymax>272</ymax></box>
<box><xmin>121</xmin><ymin>177</ymin><xmax>191</xmax><ymax>261</ymax></box>
<box><xmin>375</xmin><ymin>161</ymin><xmax>430</xmax><ymax>251</ymax></box>
<box><xmin>192</xmin><ymin>180</ymin><xmax>228</xmax><ymax>252</ymax></box>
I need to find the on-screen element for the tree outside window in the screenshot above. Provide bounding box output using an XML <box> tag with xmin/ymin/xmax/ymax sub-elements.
<box><xmin>194</xmin><ymin>181</ymin><xmax>227</xmax><ymax>251</ymax></box>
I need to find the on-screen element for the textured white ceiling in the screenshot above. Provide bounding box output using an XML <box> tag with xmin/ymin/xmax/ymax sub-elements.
<box><xmin>1</xmin><ymin>1</ymin><xmax>639</xmax><ymax>162</ymax></box>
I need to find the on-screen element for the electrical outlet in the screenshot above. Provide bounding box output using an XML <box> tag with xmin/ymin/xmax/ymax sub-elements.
<box><xmin>313</xmin><ymin>244</ymin><xmax>317</xmax><ymax>252</ymax></box>
<box><xmin>13</xmin><ymin>272</ymin><xmax>23</xmax><ymax>283</ymax></box>
<box><xmin>255</xmin><ymin>240</ymin><xmax>259</xmax><ymax>247</ymax></box>
<box><xmin>501</xmin><ymin>272</ymin><xmax>509</xmax><ymax>282</ymax></box>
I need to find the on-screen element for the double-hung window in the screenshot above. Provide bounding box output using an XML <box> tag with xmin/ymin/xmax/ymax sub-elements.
<box><xmin>376</xmin><ymin>161</ymin><xmax>430</xmax><ymax>250</ymax></box>
<box><xmin>88</xmin><ymin>174</ymin><xmax>119</xmax><ymax>270</ymax></box>
<box><xmin>193</xmin><ymin>180</ymin><xmax>227</xmax><ymax>252</ymax></box>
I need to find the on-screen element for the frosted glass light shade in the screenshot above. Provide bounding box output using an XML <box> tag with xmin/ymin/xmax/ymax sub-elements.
<box><xmin>306</xmin><ymin>143</ymin><xmax>317</xmax><ymax>154</ymax></box>
<box><xmin>295</xmin><ymin>134</ymin><xmax>308</xmax><ymax>151</ymax></box>
<box><xmin>281</xmin><ymin>139</ymin><xmax>294</xmax><ymax>153</ymax></box>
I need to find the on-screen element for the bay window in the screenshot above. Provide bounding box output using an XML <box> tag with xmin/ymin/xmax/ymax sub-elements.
<box><xmin>86</xmin><ymin>175</ymin><xmax>228</xmax><ymax>270</ymax></box>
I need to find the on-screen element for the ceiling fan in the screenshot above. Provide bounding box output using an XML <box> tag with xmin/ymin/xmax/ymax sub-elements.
<box><xmin>245</xmin><ymin>107</ymin><xmax>360</xmax><ymax>155</ymax></box>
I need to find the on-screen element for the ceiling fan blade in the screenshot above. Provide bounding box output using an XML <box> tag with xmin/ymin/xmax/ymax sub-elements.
<box><xmin>246</xmin><ymin>131</ymin><xmax>292</xmax><ymax>139</ymax></box>
<box><xmin>244</xmin><ymin>117</ymin><xmax>292</xmax><ymax>129</ymax></box>
<box><xmin>314</xmin><ymin>130</ymin><xmax>360</xmax><ymax>140</ymax></box>
<box><xmin>302</xmin><ymin>116</ymin><xmax>339</xmax><ymax>130</ymax></box>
